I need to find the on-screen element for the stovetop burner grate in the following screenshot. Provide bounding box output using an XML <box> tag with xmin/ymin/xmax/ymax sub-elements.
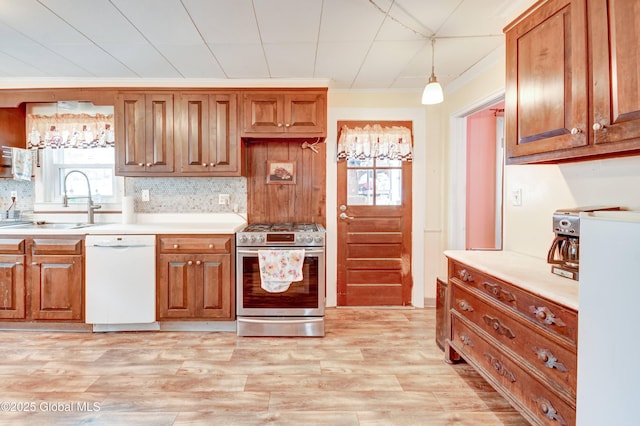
<box><xmin>243</xmin><ymin>222</ymin><xmax>319</xmax><ymax>233</ymax></box>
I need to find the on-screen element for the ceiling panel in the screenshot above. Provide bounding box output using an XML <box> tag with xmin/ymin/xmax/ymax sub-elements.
<box><xmin>0</xmin><ymin>0</ymin><xmax>537</xmax><ymax>88</ymax></box>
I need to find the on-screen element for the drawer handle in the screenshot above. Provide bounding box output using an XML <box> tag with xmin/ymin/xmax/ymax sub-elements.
<box><xmin>482</xmin><ymin>282</ymin><xmax>516</xmax><ymax>303</ymax></box>
<box><xmin>533</xmin><ymin>347</ymin><xmax>568</xmax><ymax>372</ymax></box>
<box><xmin>459</xmin><ymin>333</ymin><xmax>473</xmax><ymax>347</ymax></box>
<box><xmin>483</xmin><ymin>315</ymin><xmax>516</xmax><ymax>339</ymax></box>
<box><xmin>208</xmin><ymin>244</ymin><xmax>214</xmax><ymax>249</ymax></box>
<box><xmin>484</xmin><ymin>352</ymin><xmax>516</xmax><ymax>383</ymax></box>
<box><xmin>458</xmin><ymin>269</ymin><xmax>474</xmax><ymax>282</ymax></box>
<box><xmin>529</xmin><ymin>305</ymin><xmax>566</xmax><ymax>327</ymax></box>
<box><xmin>456</xmin><ymin>299</ymin><xmax>474</xmax><ymax>312</ymax></box>
<box><xmin>173</xmin><ymin>244</ymin><xmax>179</xmax><ymax>249</ymax></box>
<box><xmin>537</xmin><ymin>398</ymin><xmax>567</xmax><ymax>426</ymax></box>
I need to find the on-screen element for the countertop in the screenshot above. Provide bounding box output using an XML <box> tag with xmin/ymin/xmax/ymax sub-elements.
<box><xmin>0</xmin><ymin>213</ymin><xmax>247</xmax><ymax>236</ymax></box>
<box><xmin>444</xmin><ymin>250</ymin><xmax>579</xmax><ymax>311</ymax></box>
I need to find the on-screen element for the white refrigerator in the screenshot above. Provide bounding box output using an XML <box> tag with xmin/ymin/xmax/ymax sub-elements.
<box><xmin>578</xmin><ymin>211</ymin><xmax>640</xmax><ymax>425</ymax></box>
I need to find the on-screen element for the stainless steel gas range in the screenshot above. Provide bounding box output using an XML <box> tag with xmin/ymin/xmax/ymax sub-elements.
<box><xmin>235</xmin><ymin>223</ymin><xmax>326</xmax><ymax>337</ymax></box>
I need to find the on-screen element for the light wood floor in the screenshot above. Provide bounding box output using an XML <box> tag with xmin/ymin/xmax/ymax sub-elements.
<box><xmin>1</xmin><ymin>308</ymin><xmax>528</xmax><ymax>425</ymax></box>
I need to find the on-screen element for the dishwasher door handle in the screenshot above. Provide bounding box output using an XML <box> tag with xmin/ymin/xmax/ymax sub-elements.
<box><xmin>91</xmin><ymin>244</ymin><xmax>152</xmax><ymax>248</ymax></box>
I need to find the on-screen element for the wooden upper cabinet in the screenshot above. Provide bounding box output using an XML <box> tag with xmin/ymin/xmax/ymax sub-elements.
<box><xmin>504</xmin><ymin>0</ymin><xmax>588</xmax><ymax>163</ymax></box>
<box><xmin>175</xmin><ymin>92</ymin><xmax>243</xmax><ymax>176</ymax></box>
<box><xmin>241</xmin><ymin>90</ymin><xmax>327</xmax><ymax>138</ymax></box>
<box><xmin>115</xmin><ymin>93</ymin><xmax>174</xmax><ymax>175</ymax></box>
<box><xmin>505</xmin><ymin>0</ymin><xmax>640</xmax><ymax>164</ymax></box>
<box><xmin>589</xmin><ymin>0</ymin><xmax>640</xmax><ymax>149</ymax></box>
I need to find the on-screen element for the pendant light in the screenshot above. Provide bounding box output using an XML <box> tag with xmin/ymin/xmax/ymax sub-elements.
<box><xmin>422</xmin><ymin>37</ymin><xmax>444</xmax><ymax>105</ymax></box>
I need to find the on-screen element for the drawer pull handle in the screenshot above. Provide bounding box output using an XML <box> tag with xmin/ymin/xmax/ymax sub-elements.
<box><xmin>457</xmin><ymin>299</ymin><xmax>474</xmax><ymax>312</ymax></box>
<box><xmin>484</xmin><ymin>353</ymin><xmax>516</xmax><ymax>383</ymax></box>
<box><xmin>529</xmin><ymin>305</ymin><xmax>566</xmax><ymax>327</ymax></box>
<box><xmin>458</xmin><ymin>269</ymin><xmax>474</xmax><ymax>282</ymax></box>
<box><xmin>482</xmin><ymin>282</ymin><xmax>516</xmax><ymax>303</ymax></box>
<box><xmin>533</xmin><ymin>347</ymin><xmax>568</xmax><ymax>372</ymax></box>
<box><xmin>459</xmin><ymin>333</ymin><xmax>473</xmax><ymax>347</ymax></box>
<box><xmin>208</xmin><ymin>244</ymin><xmax>214</xmax><ymax>249</ymax></box>
<box><xmin>537</xmin><ymin>398</ymin><xmax>567</xmax><ymax>425</ymax></box>
<box><xmin>483</xmin><ymin>315</ymin><xmax>516</xmax><ymax>339</ymax></box>
<box><xmin>173</xmin><ymin>244</ymin><xmax>179</xmax><ymax>249</ymax></box>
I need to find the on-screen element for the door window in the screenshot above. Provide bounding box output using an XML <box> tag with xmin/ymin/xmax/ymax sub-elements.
<box><xmin>346</xmin><ymin>158</ymin><xmax>402</xmax><ymax>206</ymax></box>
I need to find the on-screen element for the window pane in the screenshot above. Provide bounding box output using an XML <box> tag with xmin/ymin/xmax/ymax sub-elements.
<box><xmin>60</xmin><ymin>168</ymin><xmax>114</xmax><ymax>201</ymax></box>
<box><xmin>347</xmin><ymin>169</ymin><xmax>373</xmax><ymax>205</ymax></box>
<box><xmin>376</xmin><ymin>158</ymin><xmax>402</xmax><ymax>167</ymax></box>
<box><xmin>376</xmin><ymin>169</ymin><xmax>402</xmax><ymax>206</ymax></box>
<box><xmin>347</xmin><ymin>158</ymin><xmax>374</xmax><ymax>168</ymax></box>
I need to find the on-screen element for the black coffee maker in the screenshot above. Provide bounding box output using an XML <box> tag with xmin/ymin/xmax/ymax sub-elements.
<box><xmin>547</xmin><ymin>206</ymin><xmax>620</xmax><ymax>280</ymax></box>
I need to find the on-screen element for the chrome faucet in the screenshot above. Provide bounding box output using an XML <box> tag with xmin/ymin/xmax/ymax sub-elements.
<box><xmin>62</xmin><ymin>170</ymin><xmax>101</xmax><ymax>224</ymax></box>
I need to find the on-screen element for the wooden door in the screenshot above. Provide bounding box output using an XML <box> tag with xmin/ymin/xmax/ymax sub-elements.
<box><xmin>336</xmin><ymin>121</ymin><xmax>413</xmax><ymax>306</ymax></box>
<box><xmin>178</xmin><ymin>93</ymin><xmax>210</xmax><ymax>173</ymax></box>
<box><xmin>242</xmin><ymin>92</ymin><xmax>283</xmax><ymax>134</ymax></box>
<box><xmin>284</xmin><ymin>92</ymin><xmax>326</xmax><ymax>134</ymax></box>
<box><xmin>208</xmin><ymin>93</ymin><xmax>239</xmax><ymax>173</ymax></box>
<box><xmin>0</xmin><ymin>255</ymin><xmax>25</xmax><ymax>319</ymax></box>
<box><xmin>505</xmin><ymin>0</ymin><xmax>588</xmax><ymax>162</ymax></box>
<box><xmin>115</xmin><ymin>93</ymin><xmax>146</xmax><ymax>174</ymax></box>
<box><xmin>145</xmin><ymin>94</ymin><xmax>174</xmax><ymax>173</ymax></box>
<box><xmin>197</xmin><ymin>254</ymin><xmax>232</xmax><ymax>319</ymax></box>
<box><xmin>590</xmin><ymin>0</ymin><xmax>640</xmax><ymax>147</ymax></box>
<box><xmin>158</xmin><ymin>254</ymin><xmax>196</xmax><ymax>319</ymax></box>
<box><xmin>29</xmin><ymin>255</ymin><xmax>83</xmax><ymax>320</ymax></box>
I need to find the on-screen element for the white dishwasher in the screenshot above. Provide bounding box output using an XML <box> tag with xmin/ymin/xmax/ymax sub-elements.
<box><xmin>85</xmin><ymin>234</ymin><xmax>158</xmax><ymax>331</ymax></box>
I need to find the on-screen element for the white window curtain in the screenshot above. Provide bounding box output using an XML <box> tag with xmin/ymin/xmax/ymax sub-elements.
<box><xmin>337</xmin><ymin>124</ymin><xmax>413</xmax><ymax>161</ymax></box>
<box><xmin>27</xmin><ymin>113</ymin><xmax>115</xmax><ymax>149</ymax></box>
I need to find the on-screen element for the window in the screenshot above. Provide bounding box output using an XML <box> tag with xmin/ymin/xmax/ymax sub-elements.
<box><xmin>29</xmin><ymin>102</ymin><xmax>123</xmax><ymax>210</ymax></box>
<box><xmin>346</xmin><ymin>158</ymin><xmax>402</xmax><ymax>206</ymax></box>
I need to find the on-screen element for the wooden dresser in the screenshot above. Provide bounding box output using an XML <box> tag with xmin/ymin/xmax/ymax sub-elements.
<box><xmin>444</xmin><ymin>251</ymin><xmax>578</xmax><ymax>426</ymax></box>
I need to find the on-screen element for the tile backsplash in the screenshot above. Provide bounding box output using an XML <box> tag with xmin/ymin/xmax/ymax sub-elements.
<box><xmin>126</xmin><ymin>177</ymin><xmax>247</xmax><ymax>213</ymax></box>
<box><xmin>0</xmin><ymin>177</ymin><xmax>247</xmax><ymax>215</ymax></box>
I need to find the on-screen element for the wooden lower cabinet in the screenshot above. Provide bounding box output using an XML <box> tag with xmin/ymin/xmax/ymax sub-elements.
<box><xmin>157</xmin><ymin>235</ymin><xmax>234</xmax><ymax>320</ymax></box>
<box><xmin>0</xmin><ymin>237</ymin><xmax>84</xmax><ymax>322</ymax></box>
<box><xmin>0</xmin><ymin>238</ymin><xmax>26</xmax><ymax>319</ymax></box>
<box><xmin>446</xmin><ymin>258</ymin><xmax>577</xmax><ymax>425</ymax></box>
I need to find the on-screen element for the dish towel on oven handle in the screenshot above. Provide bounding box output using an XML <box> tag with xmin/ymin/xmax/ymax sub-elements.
<box><xmin>258</xmin><ymin>249</ymin><xmax>305</xmax><ymax>293</ymax></box>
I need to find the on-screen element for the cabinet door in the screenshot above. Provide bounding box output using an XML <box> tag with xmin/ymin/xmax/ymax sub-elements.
<box><xmin>116</xmin><ymin>93</ymin><xmax>174</xmax><ymax>175</ymax></box>
<box><xmin>505</xmin><ymin>0</ymin><xmax>588</xmax><ymax>163</ymax></box>
<box><xmin>0</xmin><ymin>255</ymin><xmax>26</xmax><ymax>319</ymax></box>
<box><xmin>590</xmin><ymin>0</ymin><xmax>640</xmax><ymax>148</ymax></box>
<box><xmin>243</xmin><ymin>93</ymin><xmax>284</xmax><ymax>134</ymax></box>
<box><xmin>116</xmin><ymin>93</ymin><xmax>146</xmax><ymax>174</ymax></box>
<box><xmin>284</xmin><ymin>92</ymin><xmax>326</xmax><ymax>134</ymax></box>
<box><xmin>179</xmin><ymin>93</ymin><xmax>240</xmax><ymax>175</ymax></box>
<box><xmin>29</xmin><ymin>255</ymin><xmax>83</xmax><ymax>320</ymax></box>
<box><xmin>197</xmin><ymin>254</ymin><xmax>232</xmax><ymax>319</ymax></box>
<box><xmin>158</xmin><ymin>254</ymin><xmax>196</xmax><ymax>319</ymax></box>
<box><xmin>145</xmin><ymin>94</ymin><xmax>174</xmax><ymax>173</ymax></box>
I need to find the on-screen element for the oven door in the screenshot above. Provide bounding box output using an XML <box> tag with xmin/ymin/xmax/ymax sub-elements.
<box><xmin>236</xmin><ymin>247</ymin><xmax>325</xmax><ymax>317</ymax></box>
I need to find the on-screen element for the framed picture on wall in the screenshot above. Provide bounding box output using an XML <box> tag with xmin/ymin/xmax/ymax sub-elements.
<box><xmin>266</xmin><ymin>160</ymin><xmax>296</xmax><ymax>184</ymax></box>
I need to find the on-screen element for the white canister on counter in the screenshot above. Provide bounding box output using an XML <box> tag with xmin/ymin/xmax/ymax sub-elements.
<box><xmin>122</xmin><ymin>196</ymin><xmax>135</xmax><ymax>224</ymax></box>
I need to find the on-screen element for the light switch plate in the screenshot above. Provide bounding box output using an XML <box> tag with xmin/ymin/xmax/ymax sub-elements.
<box><xmin>141</xmin><ymin>189</ymin><xmax>150</xmax><ymax>202</ymax></box>
<box><xmin>511</xmin><ymin>189</ymin><xmax>522</xmax><ymax>206</ymax></box>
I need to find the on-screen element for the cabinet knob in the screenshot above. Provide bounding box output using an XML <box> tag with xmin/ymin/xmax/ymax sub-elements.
<box><xmin>592</xmin><ymin>122</ymin><xmax>606</xmax><ymax>131</ymax></box>
<box><xmin>138</xmin><ymin>163</ymin><xmax>144</xmax><ymax>166</ymax></box>
<box><xmin>277</xmin><ymin>123</ymin><xmax>283</xmax><ymax>127</ymax></box>
<box><xmin>208</xmin><ymin>244</ymin><xmax>213</xmax><ymax>249</ymax></box>
<box><xmin>570</xmin><ymin>127</ymin><xmax>582</xmax><ymax>135</ymax></box>
<box><xmin>146</xmin><ymin>163</ymin><xmax>152</xmax><ymax>167</ymax></box>
<box><xmin>173</xmin><ymin>244</ymin><xmax>179</xmax><ymax>249</ymax></box>
<box><xmin>285</xmin><ymin>123</ymin><xmax>290</xmax><ymax>128</ymax></box>
<box><xmin>187</xmin><ymin>260</ymin><xmax>193</xmax><ymax>265</ymax></box>
<box><xmin>196</xmin><ymin>260</ymin><xmax>201</xmax><ymax>265</ymax></box>
<box><xmin>209</xmin><ymin>163</ymin><xmax>215</xmax><ymax>167</ymax></box>
<box><xmin>202</xmin><ymin>163</ymin><xmax>208</xmax><ymax>167</ymax></box>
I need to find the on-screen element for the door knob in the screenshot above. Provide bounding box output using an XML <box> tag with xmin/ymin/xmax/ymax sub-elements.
<box><xmin>339</xmin><ymin>212</ymin><xmax>354</xmax><ymax>220</ymax></box>
<box><xmin>339</xmin><ymin>205</ymin><xmax>347</xmax><ymax>212</ymax></box>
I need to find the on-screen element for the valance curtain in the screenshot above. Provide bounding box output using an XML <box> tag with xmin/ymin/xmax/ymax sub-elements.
<box><xmin>336</xmin><ymin>124</ymin><xmax>413</xmax><ymax>161</ymax></box>
<box><xmin>26</xmin><ymin>113</ymin><xmax>115</xmax><ymax>149</ymax></box>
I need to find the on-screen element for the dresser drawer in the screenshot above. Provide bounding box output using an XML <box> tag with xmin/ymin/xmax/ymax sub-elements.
<box><xmin>451</xmin><ymin>315</ymin><xmax>576</xmax><ymax>426</ymax></box>
<box><xmin>451</xmin><ymin>283</ymin><xmax>576</xmax><ymax>397</ymax></box>
<box><xmin>159</xmin><ymin>236</ymin><xmax>231</xmax><ymax>254</ymax></box>
<box><xmin>450</xmin><ymin>261</ymin><xmax>577</xmax><ymax>345</ymax></box>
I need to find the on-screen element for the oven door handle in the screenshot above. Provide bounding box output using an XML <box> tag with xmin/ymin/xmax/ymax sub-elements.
<box><xmin>237</xmin><ymin>249</ymin><xmax>325</xmax><ymax>255</ymax></box>
<box><xmin>238</xmin><ymin>317</ymin><xmax>324</xmax><ymax>324</ymax></box>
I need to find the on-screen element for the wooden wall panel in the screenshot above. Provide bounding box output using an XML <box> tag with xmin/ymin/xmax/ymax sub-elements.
<box><xmin>247</xmin><ymin>140</ymin><xmax>326</xmax><ymax>226</ymax></box>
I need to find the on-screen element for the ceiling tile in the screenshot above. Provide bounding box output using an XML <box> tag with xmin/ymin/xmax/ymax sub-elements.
<box><xmin>353</xmin><ymin>40</ymin><xmax>424</xmax><ymax>88</ymax></box>
<box><xmin>315</xmin><ymin>41</ymin><xmax>370</xmax><ymax>87</ymax></box>
<box><xmin>183</xmin><ymin>0</ymin><xmax>261</xmax><ymax>44</ymax></box>
<box><xmin>319</xmin><ymin>0</ymin><xmax>389</xmax><ymax>42</ymax></box>
<box><xmin>253</xmin><ymin>0</ymin><xmax>322</xmax><ymax>43</ymax></box>
<box><xmin>263</xmin><ymin>43</ymin><xmax>316</xmax><ymax>78</ymax></box>
<box><xmin>210</xmin><ymin>44</ymin><xmax>270</xmax><ymax>78</ymax></box>
<box><xmin>154</xmin><ymin>44</ymin><xmax>225</xmax><ymax>78</ymax></box>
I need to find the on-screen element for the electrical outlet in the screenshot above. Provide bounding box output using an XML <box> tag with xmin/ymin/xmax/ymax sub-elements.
<box><xmin>218</xmin><ymin>194</ymin><xmax>230</xmax><ymax>205</ymax></box>
<box><xmin>141</xmin><ymin>189</ymin><xmax>150</xmax><ymax>202</ymax></box>
<box><xmin>511</xmin><ymin>189</ymin><xmax>522</xmax><ymax>206</ymax></box>
<box><xmin>10</xmin><ymin>191</ymin><xmax>17</xmax><ymax>200</ymax></box>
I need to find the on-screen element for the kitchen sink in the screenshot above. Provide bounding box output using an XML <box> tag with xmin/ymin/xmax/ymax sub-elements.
<box><xmin>6</xmin><ymin>222</ymin><xmax>102</xmax><ymax>230</ymax></box>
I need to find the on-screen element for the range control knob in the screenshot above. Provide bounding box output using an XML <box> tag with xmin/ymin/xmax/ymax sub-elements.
<box><xmin>314</xmin><ymin>236</ymin><xmax>323</xmax><ymax>244</ymax></box>
<box><xmin>306</xmin><ymin>236</ymin><xmax>314</xmax><ymax>243</ymax></box>
<box><xmin>238</xmin><ymin>235</ymin><xmax>248</xmax><ymax>243</ymax></box>
<box><xmin>249</xmin><ymin>235</ymin><xmax>256</xmax><ymax>243</ymax></box>
<box><xmin>257</xmin><ymin>235</ymin><xmax>265</xmax><ymax>243</ymax></box>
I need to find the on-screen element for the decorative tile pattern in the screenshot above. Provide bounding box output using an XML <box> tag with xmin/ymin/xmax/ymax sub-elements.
<box><xmin>126</xmin><ymin>177</ymin><xmax>247</xmax><ymax>213</ymax></box>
